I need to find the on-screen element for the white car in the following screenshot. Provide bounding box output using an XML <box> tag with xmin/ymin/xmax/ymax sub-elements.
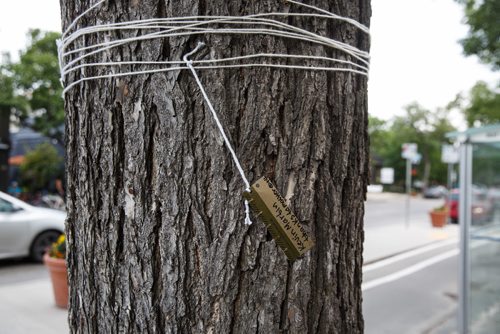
<box><xmin>0</xmin><ymin>191</ymin><xmax>65</xmax><ymax>262</ymax></box>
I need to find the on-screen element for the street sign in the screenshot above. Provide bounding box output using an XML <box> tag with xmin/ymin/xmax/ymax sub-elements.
<box><xmin>402</xmin><ymin>143</ymin><xmax>418</xmax><ymax>160</ymax></box>
<box><xmin>441</xmin><ymin>144</ymin><xmax>459</xmax><ymax>164</ymax></box>
<box><xmin>380</xmin><ymin>167</ymin><xmax>394</xmax><ymax>184</ymax></box>
<box><xmin>411</xmin><ymin>152</ymin><xmax>422</xmax><ymax>165</ymax></box>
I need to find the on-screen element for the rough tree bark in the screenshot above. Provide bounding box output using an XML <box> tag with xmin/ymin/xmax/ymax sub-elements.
<box><xmin>60</xmin><ymin>0</ymin><xmax>370</xmax><ymax>333</ymax></box>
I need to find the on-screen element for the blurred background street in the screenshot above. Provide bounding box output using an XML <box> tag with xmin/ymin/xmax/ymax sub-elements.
<box><xmin>1</xmin><ymin>0</ymin><xmax>499</xmax><ymax>332</ymax></box>
<box><xmin>363</xmin><ymin>192</ymin><xmax>459</xmax><ymax>334</ymax></box>
<box><xmin>0</xmin><ymin>191</ymin><xmax>464</xmax><ymax>334</ymax></box>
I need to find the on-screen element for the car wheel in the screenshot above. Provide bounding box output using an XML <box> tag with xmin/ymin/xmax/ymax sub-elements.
<box><xmin>30</xmin><ymin>231</ymin><xmax>62</xmax><ymax>263</ymax></box>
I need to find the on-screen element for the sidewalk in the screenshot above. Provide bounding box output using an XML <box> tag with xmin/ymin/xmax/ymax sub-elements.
<box><xmin>0</xmin><ymin>279</ymin><xmax>68</xmax><ymax>333</ymax></box>
<box><xmin>364</xmin><ymin>223</ymin><xmax>459</xmax><ymax>264</ymax></box>
<box><xmin>364</xmin><ymin>191</ymin><xmax>459</xmax><ymax>264</ymax></box>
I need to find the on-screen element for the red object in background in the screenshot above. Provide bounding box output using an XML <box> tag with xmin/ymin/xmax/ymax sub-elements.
<box><xmin>448</xmin><ymin>192</ymin><xmax>459</xmax><ymax>223</ymax></box>
<box><xmin>446</xmin><ymin>188</ymin><xmax>494</xmax><ymax>224</ymax></box>
<box><xmin>411</xmin><ymin>168</ymin><xmax>417</xmax><ymax>176</ymax></box>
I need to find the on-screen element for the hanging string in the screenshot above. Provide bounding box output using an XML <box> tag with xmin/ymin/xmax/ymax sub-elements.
<box><xmin>183</xmin><ymin>42</ymin><xmax>253</xmax><ymax>225</ymax></box>
<box><xmin>58</xmin><ymin>0</ymin><xmax>370</xmax><ymax>225</ymax></box>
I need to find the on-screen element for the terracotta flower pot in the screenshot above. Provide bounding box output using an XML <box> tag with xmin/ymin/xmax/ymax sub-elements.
<box><xmin>429</xmin><ymin>210</ymin><xmax>447</xmax><ymax>228</ymax></box>
<box><xmin>43</xmin><ymin>253</ymin><xmax>68</xmax><ymax>308</ymax></box>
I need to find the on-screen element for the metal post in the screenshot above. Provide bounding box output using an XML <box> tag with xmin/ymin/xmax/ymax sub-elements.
<box><xmin>447</xmin><ymin>163</ymin><xmax>453</xmax><ymax>191</ymax></box>
<box><xmin>447</xmin><ymin>163</ymin><xmax>453</xmax><ymax>224</ymax></box>
<box><xmin>458</xmin><ymin>143</ymin><xmax>472</xmax><ymax>334</ymax></box>
<box><xmin>405</xmin><ymin>158</ymin><xmax>411</xmax><ymax>228</ymax></box>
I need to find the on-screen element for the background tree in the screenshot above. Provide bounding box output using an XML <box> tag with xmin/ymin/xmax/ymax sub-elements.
<box><xmin>0</xmin><ymin>68</ymin><xmax>19</xmax><ymax>191</ymax></box>
<box><xmin>60</xmin><ymin>0</ymin><xmax>370</xmax><ymax>332</ymax></box>
<box><xmin>19</xmin><ymin>142</ymin><xmax>63</xmax><ymax>193</ymax></box>
<box><xmin>9</xmin><ymin>30</ymin><xmax>64</xmax><ymax>143</ymax></box>
<box><xmin>0</xmin><ymin>67</ymin><xmax>20</xmax><ymax>115</ymax></box>
<box><xmin>0</xmin><ymin>32</ymin><xmax>62</xmax><ymax>190</ymax></box>
<box><xmin>368</xmin><ymin>115</ymin><xmax>387</xmax><ymax>158</ymax></box>
<box><xmin>384</xmin><ymin>104</ymin><xmax>433</xmax><ymax>188</ymax></box>
<box><xmin>462</xmin><ymin>81</ymin><xmax>500</xmax><ymax>126</ymax></box>
<box><xmin>455</xmin><ymin>0</ymin><xmax>499</xmax><ymax>128</ymax></box>
<box><xmin>368</xmin><ymin>115</ymin><xmax>389</xmax><ymax>184</ymax></box>
<box><xmin>455</xmin><ymin>0</ymin><xmax>500</xmax><ymax>70</ymax></box>
<box><xmin>369</xmin><ymin>103</ymin><xmax>456</xmax><ymax>189</ymax></box>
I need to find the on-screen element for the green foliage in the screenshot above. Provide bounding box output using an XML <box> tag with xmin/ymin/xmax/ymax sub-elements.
<box><xmin>368</xmin><ymin>115</ymin><xmax>388</xmax><ymax>156</ymax></box>
<box><xmin>0</xmin><ymin>69</ymin><xmax>16</xmax><ymax>111</ymax></box>
<box><xmin>0</xmin><ymin>64</ymin><xmax>29</xmax><ymax>115</ymax></box>
<box><xmin>462</xmin><ymin>81</ymin><xmax>500</xmax><ymax>126</ymax></box>
<box><xmin>369</xmin><ymin>103</ymin><xmax>457</xmax><ymax>187</ymax></box>
<box><xmin>455</xmin><ymin>1</ymin><xmax>499</xmax><ymax>131</ymax></box>
<box><xmin>19</xmin><ymin>142</ymin><xmax>63</xmax><ymax>192</ymax></box>
<box><xmin>456</xmin><ymin>0</ymin><xmax>500</xmax><ymax>69</ymax></box>
<box><xmin>433</xmin><ymin>205</ymin><xmax>447</xmax><ymax>212</ymax></box>
<box><xmin>3</xmin><ymin>30</ymin><xmax>63</xmax><ymax>142</ymax></box>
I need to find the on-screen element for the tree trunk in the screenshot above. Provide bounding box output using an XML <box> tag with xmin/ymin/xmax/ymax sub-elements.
<box><xmin>60</xmin><ymin>0</ymin><xmax>370</xmax><ymax>333</ymax></box>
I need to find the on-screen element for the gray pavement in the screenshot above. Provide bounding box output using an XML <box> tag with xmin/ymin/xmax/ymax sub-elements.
<box><xmin>0</xmin><ymin>192</ymin><xmax>461</xmax><ymax>333</ymax></box>
<box><xmin>365</xmin><ymin>192</ymin><xmax>445</xmax><ymax>228</ymax></box>
<box><xmin>364</xmin><ymin>192</ymin><xmax>458</xmax><ymax>263</ymax></box>
<box><xmin>363</xmin><ymin>254</ymin><xmax>459</xmax><ymax>334</ymax></box>
<box><xmin>0</xmin><ymin>278</ymin><xmax>68</xmax><ymax>333</ymax></box>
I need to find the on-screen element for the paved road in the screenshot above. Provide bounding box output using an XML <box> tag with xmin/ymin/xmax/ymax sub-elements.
<box><xmin>365</xmin><ymin>192</ymin><xmax>444</xmax><ymax>228</ymax></box>
<box><xmin>362</xmin><ymin>192</ymin><xmax>460</xmax><ymax>333</ymax></box>
<box><xmin>363</xmin><ymin>193</ymin><xmax>500</xmax><ymax>334</ymax></box>
<box><xmin>363</xmin><ymin>193</ymin><xmax>458</xmax><ymax>263</ymax></box>
<box><xmin>0</xmin><ymin>258</ymin><xmax>48</xmax><ymax>285</ymax></box>
<box><xmin>363</xmin><ymin>241</ymin><xmax>459</xmax><ymax>334</ymax></box>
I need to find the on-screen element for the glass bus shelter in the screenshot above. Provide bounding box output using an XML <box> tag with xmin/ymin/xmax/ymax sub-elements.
<box><xmin>447</xmin><ymin>124</ymin><xmax>500</xmax><ymax>333</ymax></box>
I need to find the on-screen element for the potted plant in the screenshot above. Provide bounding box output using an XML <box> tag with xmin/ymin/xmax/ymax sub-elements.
<box><xmin>429</xmin><ymin>205</ymin><xmax>448</xmax><ymax>228</ymax></box>
<box><xmin>43</xmin><ymin>234</ymin><xmax>68</xmax><ymax>308</ymax></box>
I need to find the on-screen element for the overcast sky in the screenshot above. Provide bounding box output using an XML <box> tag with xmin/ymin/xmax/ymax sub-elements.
<box><xmin>0</xmin><ymin>0</ymin><xmax>497</xmax><ymax>123</ymax></box>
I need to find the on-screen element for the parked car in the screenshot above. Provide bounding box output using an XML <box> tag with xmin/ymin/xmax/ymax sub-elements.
<box><xmin>423</xmin><ymin>185</ymin><xmax>448</xmax><ymax>199</ymax></box>
<box><xmin>447</xmin><ymin>187</ymin><xmax>494</xmax><ymax>225</ymax></box>
<box><xmin>0</xmin><ymin>191</ymin><xmax>65</xmax><ymax>262</ymax></box>
<box><xmin>487</xmin><ymin>187</ymin><xmax>500</xmax><ymax>210</ymax></box>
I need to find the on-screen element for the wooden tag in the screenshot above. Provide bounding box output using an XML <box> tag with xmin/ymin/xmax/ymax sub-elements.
<box><xmin>243</xmin><ymin>176</ymin><xmax>314</xmax><ymax>260</ymax></box>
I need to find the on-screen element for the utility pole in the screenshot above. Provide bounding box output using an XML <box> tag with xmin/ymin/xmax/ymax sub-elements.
<box><xmin>402</xmin><ymin>143</ymin><xmax>418</xmax><ymax>228</ymax></box>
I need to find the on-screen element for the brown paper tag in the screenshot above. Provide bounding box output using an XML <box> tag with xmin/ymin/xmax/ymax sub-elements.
<box><xmin>243</xmin><ymin>176</ymin><xmax>314</xmax><ymax>260</ymax></box>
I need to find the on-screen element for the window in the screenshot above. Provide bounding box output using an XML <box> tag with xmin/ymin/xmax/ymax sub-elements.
<box><xmin>0</xmin><ymin>198</ymin><xmax>15</xmax><ymax>213</ymax></box>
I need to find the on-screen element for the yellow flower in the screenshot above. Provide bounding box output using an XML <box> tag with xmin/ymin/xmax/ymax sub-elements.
<box><xmin>48</xmin><ymin>234</ymin><xmax>66</xmax><ymax>259</ymax></box>
<box><xmin>57</xmin><ymin>234</ymin><xmax>65</xmax><ymax>244</ymax></box>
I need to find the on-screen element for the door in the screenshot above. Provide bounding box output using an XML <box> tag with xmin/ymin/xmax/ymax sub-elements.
<box><xmin>0</xmin><ymin>197</ymin><xmax>30</xmax><ymax>258</ymax></box>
